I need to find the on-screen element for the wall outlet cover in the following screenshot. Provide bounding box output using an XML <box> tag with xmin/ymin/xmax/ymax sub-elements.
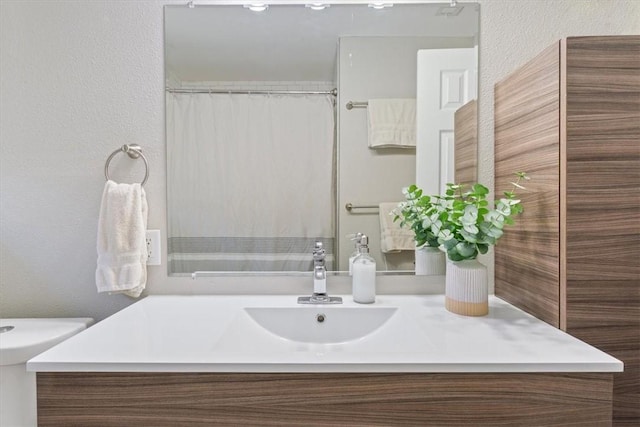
<box><xmin>145</xmin><ymin>229</ymin><xmax>161</xmax><ymax>266</ymax></box>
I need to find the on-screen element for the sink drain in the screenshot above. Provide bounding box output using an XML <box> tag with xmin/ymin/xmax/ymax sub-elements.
<box><xmin>0</xmin><ymin>326</ymin><xmax>14</xmax><ymax>333</ymax></box>
<box><xmin>316</xmin><ymin>314</ymin><xmax>326</xmax><ymax>323</ymax></box>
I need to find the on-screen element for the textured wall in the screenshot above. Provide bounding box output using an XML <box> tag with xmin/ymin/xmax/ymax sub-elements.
<box><xmin>0</xmin><ymin>1</ymin><xmax>169</xmax><ymax>320</ymax></box>
<box><xmin>1</xmin><ymin>0</ymin><xmax>638</xmax><ymax>321</ymax></box>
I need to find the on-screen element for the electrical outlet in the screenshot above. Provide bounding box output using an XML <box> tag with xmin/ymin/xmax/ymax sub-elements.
<box><xmin>145</xmin><ymin>229</ymin><xmax>161</xmax><ymax>266</ymax></box>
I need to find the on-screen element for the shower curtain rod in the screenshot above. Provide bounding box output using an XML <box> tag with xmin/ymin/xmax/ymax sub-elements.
<box><xmin>167</xmin><ymin>88</ymin><xmax>337</xmax><ymax>96</ymax></box>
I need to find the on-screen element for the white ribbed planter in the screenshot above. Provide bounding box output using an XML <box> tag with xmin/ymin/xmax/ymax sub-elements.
<box><xmin>415</xmin><ymin>246</ymin><xmax>446</xmax><ymax>276</ymax></box>
<box><xmin>445</xmin><ymin>259</ymin><xmax>488</xmax><ymax>316</ymax></box>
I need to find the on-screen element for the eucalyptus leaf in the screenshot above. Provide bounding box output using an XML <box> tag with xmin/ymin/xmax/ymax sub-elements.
<box><xmin>496</xmin><ymin>203</ymin><xmax>511</xmax><ymax>216</ymax></box>
<box><xmin>455</xmin><ymin>242</ymin><xmax>477</xmax><ymax>257</ymax></box>
<box><xmin>460</xmin><ymin>229</ymin><xmax>478</xmax><ymax>243</ymax></box>
<box><xmin>440</xmin><ymin>235</ymin><xmax>458</xmax><ymax>249</ymax></box>
<box><xmin>472</xmin><ymin>183</ymin><xmax>489</xmax><ymax>196</ymax></box>
<box><xmin>447</xmin><ymin>248</ymin><xmax>465</xmax><ymax>261</ymax></box>
<box><xmin>463</xmin><ymin>223</ymin><xmax>479</xmax><ymax>234</ymax></box>
<box><xmin>488</xmin><ymin>227</ymin><xmax>503</xmax><ymax>239</ymax></box>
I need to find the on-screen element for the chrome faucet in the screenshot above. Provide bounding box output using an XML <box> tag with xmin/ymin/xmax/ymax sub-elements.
<box><xmin>313</xmin><ymin>241</ymin><xmax>327</xmax><ymax>295</ymax></box>
<box><xmin>297</xmin><ymin>241</ymin><xmax>342</xmax><ymax>304</ymax></box>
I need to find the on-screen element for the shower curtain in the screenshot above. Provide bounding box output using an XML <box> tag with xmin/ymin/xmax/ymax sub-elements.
<box><xmin>167</xmin><ymin>92</ymin><xmax>335</xmax><ymax>272</ymax></box>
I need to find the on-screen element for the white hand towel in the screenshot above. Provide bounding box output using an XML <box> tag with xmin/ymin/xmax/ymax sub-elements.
<box><xmin>367</xmin><ymin>99</ymin><xmax>416</xmax><ymax>148</ymax></box>
<box><xmin>96</xmin><ymin>180</ymin><xmax>148</xmax><ymax>298</ymax></box>
<box><xmin>379</xmin><ymin>202</ymin><xmax>416</xmax><ymax>253</ymax></box>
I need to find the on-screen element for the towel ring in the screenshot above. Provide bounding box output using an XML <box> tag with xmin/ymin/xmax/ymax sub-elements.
<box><xmin>104</xmin><ymin>144</ymin><xmax>149</xmax><ymax>186</ymax></box>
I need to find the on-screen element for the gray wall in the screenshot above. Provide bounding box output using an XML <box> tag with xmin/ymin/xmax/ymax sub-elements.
<box><xmin>1</xmin><ymin>0</ymin><xmax>638</xmax><ymax>321</ymax></box>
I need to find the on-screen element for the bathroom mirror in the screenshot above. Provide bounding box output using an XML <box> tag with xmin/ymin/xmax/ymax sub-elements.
<box><xmin>165</xmin><ymin>2</ymin><xmax>479</xmax><ymax>276</ymax></box>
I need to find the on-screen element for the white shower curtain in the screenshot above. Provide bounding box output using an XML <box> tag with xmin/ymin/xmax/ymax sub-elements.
<box><xmin>167</xmin><ymin>92</ymin><xmax>335</xmax><ymax>272</ymax></box>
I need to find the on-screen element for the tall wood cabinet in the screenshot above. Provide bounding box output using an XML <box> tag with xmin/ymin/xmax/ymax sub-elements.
<box><xmin>454</xmin><ymin>99</ymin><xmax>478</xmax><ymax>186</ymax></box>
<box><xmin>494</xmin><ymin>36</ymin><xmax>640</xmax><ymax>425</ymax></box>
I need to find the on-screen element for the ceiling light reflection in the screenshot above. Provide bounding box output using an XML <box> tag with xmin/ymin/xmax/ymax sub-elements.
<box><xmin>243</xmin><ymin>3</ymin><xmax>269</xmax><ymax>12</ymax></box>
<box><xmin>305</xmin><ymin>3</ymin><xmax>330</xmax><ymax>11</ymax></box>
<box><xmin>368</xmin><ymin>3</ymin><xmax>393</xmax><ymax>10</ymax></box>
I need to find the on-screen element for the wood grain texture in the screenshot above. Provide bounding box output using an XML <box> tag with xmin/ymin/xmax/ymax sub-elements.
<box><xmin>559</xmin><ymin>38</ymin><xmax>568</xmax><ymax>332</ymax></box>
<box><xmin>454</xmin><ymin>99</ymin><xmax>477</xmax><ymax>186</ymax></box>
<box><xmin>564</xmin><ymin>36</ymin><xmax>640</xmax><ymax>426</ymax></box>
<box><xmin>37</xmin><ymin>372</ymin><xmax>613</xmax><ymax>427</ymax></box>
<box><xmin>566</xmin><ymin>279</ymin><xmax>639</xmax><ymax>415</ymax></box>
<box><xmin>494</xmin><ymin>42</ymin><xmax>561</xmax><ymax>327</ymax></box>
<box><xmin>564</xmin><ymin>36</ymin><xmax>640</xmax><ymax>282</ymax></box>
<box><xmin>494</xmin><ymin>36</ymin><xmax>640</xmax><ymax>427</ymax></box>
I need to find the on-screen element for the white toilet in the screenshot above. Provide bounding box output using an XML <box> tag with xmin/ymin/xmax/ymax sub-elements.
<box><xmin>0</xmin><ymin>318</ymin><xmax>93</xmax><ymax>427</ymax></box>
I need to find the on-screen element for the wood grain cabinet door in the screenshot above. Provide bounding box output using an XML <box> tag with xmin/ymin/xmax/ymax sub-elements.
<box><xmin>494</xmin><ymin>36</ymin><xmax>640</xmax><ymax>426</ymax></box>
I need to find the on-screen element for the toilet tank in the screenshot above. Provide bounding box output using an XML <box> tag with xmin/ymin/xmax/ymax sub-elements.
<box><xmin>0</xmin><ymin>318</ymin><xmax>93</xmax><ymax>427</ymax></box>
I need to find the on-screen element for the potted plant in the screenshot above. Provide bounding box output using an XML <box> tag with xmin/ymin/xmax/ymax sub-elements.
<box><xmin>395</xmin><ymin>185</ymin><xmax>445</xmax><ymax>275</ymax></box>
<box><xmin>428</xmin><ymin>172</ymin><xmax>529</xmax><ymax>316</ymax></box>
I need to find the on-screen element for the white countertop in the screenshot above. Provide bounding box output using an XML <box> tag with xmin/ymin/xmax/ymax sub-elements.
<box><xmin>0</xmin><ymin>318</ymin><xmax>93</xmax><ymax>366</ymax></box>
<box><xmin>27</xmin><ymin>295</ymin><xmax>623</xmax><ymax>373</ymax></box>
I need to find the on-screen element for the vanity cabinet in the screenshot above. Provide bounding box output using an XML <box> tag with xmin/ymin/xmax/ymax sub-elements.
<box><xmin>494</xmin><ymin>36</ymin><xmax>640</xmax><ymax>425</ymax></box>
<box><xmin>37</xmin><ymin>372</ymin><xmax>613</xmax><ymax>426</ymax></box>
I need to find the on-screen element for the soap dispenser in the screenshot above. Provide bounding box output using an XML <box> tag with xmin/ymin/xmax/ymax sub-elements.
<box><xmin>348</xmin><ymin>232</ymin><xmax>363</xmax><ymax>276</ymax></box>
<box><xmin>352</xmin><ymin>234</ymin><xmax>376</xmax><ymax>304</ymax></box>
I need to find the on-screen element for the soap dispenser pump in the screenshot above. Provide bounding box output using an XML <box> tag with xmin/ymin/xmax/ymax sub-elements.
<box><xmin>348</xmin><ymin>232</ymin><xmax>363</xmax><ymax>276</ymax></box>
<box><xmin>352</xmin><ymin>234</ymin><xmax>376</xmax><ymax>304</ymax></box>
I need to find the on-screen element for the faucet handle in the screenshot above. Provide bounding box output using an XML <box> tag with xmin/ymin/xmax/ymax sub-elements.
<box><xmin>313</xmin><ymin>241</ymin><xmax>325</xmax><ymax>262</ymax></box>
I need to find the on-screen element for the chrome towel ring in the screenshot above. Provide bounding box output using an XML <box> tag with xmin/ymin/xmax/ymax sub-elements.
<box><xmin>104</xmin><ymin>144</ymin><xmax>149</xmax><ymax>186</ymax></box>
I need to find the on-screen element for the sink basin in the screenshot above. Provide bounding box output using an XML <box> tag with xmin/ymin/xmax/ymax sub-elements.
<box><xmin>243</xmin><ymin>306</ymin><xmax>397</xmax><ymax>344</ymax></box>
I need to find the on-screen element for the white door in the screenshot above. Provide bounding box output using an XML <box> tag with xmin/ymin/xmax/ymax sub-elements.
<box><xmin>416</xmin><ymin>48</ymin><xmax>477</xmax><ymax>195</ymax></box>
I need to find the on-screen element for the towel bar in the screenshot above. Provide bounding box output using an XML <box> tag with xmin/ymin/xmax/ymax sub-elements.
<box><xmin>346</xmin><ymin>101</ymin><xmax>368</xmax><ymax>110</ymax></box>
<box><xmin>104</xmin><ymin>144</ymin><xmax>149</xmax><ymax>186</ymax></box>
<box><xmin>345</xmin><ymin>203</ymin><xmax>379</xmax><ymax>212</ymax></box>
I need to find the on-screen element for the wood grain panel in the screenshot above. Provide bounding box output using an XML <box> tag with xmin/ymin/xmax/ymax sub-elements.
<box><xmin>494</xmin><ymin>42</ymin><xmax>561</xmax><ymax>327</ymax></box>
<box><xmin>567</xmin><ymin>279</ymin><xmax>640</xmax><ymax>425</ymax></box>
<box><xmin>566</xmin><ymin>280</ymin><xmax>640</xmax><ymax>340</ymax></box>
<box><xmin>564</xmin><ymin>36</ymin><xmax>640</xmax><ymax>426</ymax></box>
<box><xmin>37</xmin><ymin>372</ymin><xmax>613</xmax><ymax>427</ymax></box>
<box><xmin>494</xmin><ymin>36</ymin><xmax>639</xmax><ymax>424</ymax></box>
<box><xmin>454</xmin><ymin>99</ymin><xmax>477</xmax><ymax>186</ymax></box>
<box><xmin>614</xmin><ymin>358</ymin><xmax>640</xmax><ymax>424</ymax></box>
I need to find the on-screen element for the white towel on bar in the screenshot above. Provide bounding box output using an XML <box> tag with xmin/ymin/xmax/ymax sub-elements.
<box><xmin>379</xmin><ymin>202</ymin><xmax>416</xmax><ymax>253</ymax></box>
<box><xmin>96</xmin><ymin>180</ymin><xmax>148</xmax><ymax>298</ymax></box>
<box><xmin>367</xmin><ymin>99</ymin><xmax>416</xmax><ymax>148</ymax></box>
